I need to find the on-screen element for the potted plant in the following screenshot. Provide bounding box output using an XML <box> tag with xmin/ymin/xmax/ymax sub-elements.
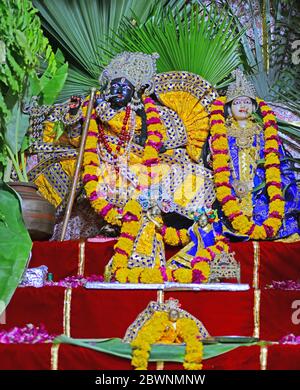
<box><xmin>0</xmin><ymin>0</ymin><xmax>68</xmax><ymax>240</ymax></box>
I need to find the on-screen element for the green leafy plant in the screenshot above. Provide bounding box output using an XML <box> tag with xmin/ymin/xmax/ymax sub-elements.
<box><xmin>0</xmin><ymin>0</ymin><xmax>68</xmax><ymax>182</ymax></box>
<box><xmin>0</xmin><ymin>181</ymin><xmax>32</xmax><ymax>315</ymax></box>
<box><xmin>34</xmin><ymin>0</ymin><xmax>185</xmax><ymax>100</ymax></box>
<box><xmin>226</xmin><ymin>0</ymin><xmax>300</xmax><ymax>112</ymax></box>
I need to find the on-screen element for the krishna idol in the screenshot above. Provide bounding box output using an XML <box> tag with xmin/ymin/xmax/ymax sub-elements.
<box><xmin>28</xmin><ymin>52</ymin><xmax>221</xmax><ymax>283</ymax></box>
<box><xmin>88</xmin><ymin>52</ymin><xmax>219</xmax><ymax>283</ymax></box>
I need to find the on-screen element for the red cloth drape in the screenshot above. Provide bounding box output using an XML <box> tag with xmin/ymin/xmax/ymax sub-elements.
<box><xmin>0</xmin><ymin>343</ymin><xmax>299</xmax><ymax>370</ymax></box>
<box><xmin>29</xmin><ymin>240</ymin><xmax>300</xmax><ymax>289</ymax></box>
<box><xmin>1</xmin><ymin>287</ymin><xmax>299</xmax><ymax>340</ymax></box>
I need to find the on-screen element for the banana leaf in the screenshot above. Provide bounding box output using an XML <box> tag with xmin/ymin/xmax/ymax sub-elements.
<box><xmin>0</xmin><ymin>181</ymin><xmax>32</xmax><ymax>317</ymax></box>
<box><xmin>55</xmin><ymin>335</ymin><xmax>254</xmax><ymax>362</ymax></box>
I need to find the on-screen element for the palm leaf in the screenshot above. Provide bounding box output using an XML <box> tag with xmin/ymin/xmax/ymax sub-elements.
<box><xmin>103</xmin><ymin>3</ymin><xmax>244</xmax><ymax>87</ymax></box>
<box><xmin>34</xmin><ymin>0</ymin><xmax>176</xmax><ymax>101</ymax></box>
<box><xmin>226</xmin><ymin>0</ymin><xmax>300</xmax><ymax>114</ymax></box>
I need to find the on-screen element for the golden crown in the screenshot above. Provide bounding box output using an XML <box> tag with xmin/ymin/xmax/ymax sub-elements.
<box><xmin>100</xmin><ymin>51</ymin><xmax>159</xmax><ymax>93</ymax></box>
<box><xmin>226</xmin><ymin>69</ymin><xmax>257</xmax><ymax>102</ymax></box>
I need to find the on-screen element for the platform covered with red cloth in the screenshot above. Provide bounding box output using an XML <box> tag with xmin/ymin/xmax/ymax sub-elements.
<box><xmin>0</xmin><ymin>342</ymin><xmax>299</xmax><ymax>370</ymax></box>
<box><xmin>1</xmin><ymin>239</ymin><xmax>299</xmax><ymax>370</ymax></box>
<box><xmin>29</xmin><ymin>240</ymin><xmax>300</xmax><ymax>288</ymax></box>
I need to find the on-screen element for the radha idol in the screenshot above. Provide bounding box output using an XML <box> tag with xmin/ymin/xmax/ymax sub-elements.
<box><xmin>175</xmin><ymin>70</ymin><xmax>300</xmax><ymax>268</ymax></box>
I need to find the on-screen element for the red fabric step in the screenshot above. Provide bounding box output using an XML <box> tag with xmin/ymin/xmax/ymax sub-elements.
<box><xmin>0</xmin><ymin>343</ymin><xmax>299</xmax><ymax>370</ymax></box>
<box><xmin>29</xmin><ymin>240</ymin><xmax>300</xmax><ymax>288</ymax></box>
<box><xmin>1</xmin><ymin>288</ymin><xmax>254</xmax><ymax>338</ymax></box>
<box><xmin>2</xmin><ymin>287</ymin><xmax>298</xmax><ymax>341</ymax></box>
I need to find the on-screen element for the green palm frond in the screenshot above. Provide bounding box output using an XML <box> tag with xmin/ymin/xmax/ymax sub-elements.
<box><xmin>34</xmin><ymin>0</ymin><xmax>181</xmax><ymax>101</ymax></box>
<box><xmin>103</xmin><ymin>3</ymin><xmax>244</xmax><ymax>87</ymax></box>
<box><xmin>227</xmin><ymin>0</ymin><xmax>300</xmax><ymax>114</ymax></box>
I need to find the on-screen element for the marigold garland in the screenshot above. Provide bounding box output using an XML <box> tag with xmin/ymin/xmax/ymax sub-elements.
<box><xmin>161</xmin><ymin>225</ymin><xmax>190</xmax><ymax>246</ymax></box>
<box><xmin>131</xmin><ymin>311</ymin><xmax>203</xmax><ymax>370</ymax></box>
<box><xmin>210</xmin><ymin>96</ymin><xmax>285</xmax><ymax>239</ymax></box>
<box><xmin>82</xmin><ymin>96</ymin><xmax>193</xmax><ymax>282</ymax></box>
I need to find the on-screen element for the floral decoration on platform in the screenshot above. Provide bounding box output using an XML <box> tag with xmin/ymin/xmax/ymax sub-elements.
<box><xmin>123</xmin><ymin>298</ymin><xmax>209</xmax><ymax>370</ymax></box>
<box><xmin>0</xmin><ymin>324</ymin><xmax>56</xmax><ymax>344</ymax></box>
<box><xmin>279</xmin><ymin>334</ymin><xmax>300</xmax><ymax>344</ymax></box>
<box><xmin>266</xmin><ymin>280</ymin><xmax>300</xmax><ymax>291</ymax></box>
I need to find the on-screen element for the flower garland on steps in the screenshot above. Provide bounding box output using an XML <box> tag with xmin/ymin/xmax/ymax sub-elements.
<box><xmin>210</xmin><ymin>96</ymin><xmax>285</xmax><ymax>239</ymax></box>
<box><xmin>131</xmin><ymin>311</ymin><xmax>203</xmax><ymax>370</ymax></box>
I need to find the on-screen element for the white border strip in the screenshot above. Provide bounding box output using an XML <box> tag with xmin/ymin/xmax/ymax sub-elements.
<box><xmin>85</xmin><ymin>282</ymin><xmax>250</xmax><ymax>291</ymax></box>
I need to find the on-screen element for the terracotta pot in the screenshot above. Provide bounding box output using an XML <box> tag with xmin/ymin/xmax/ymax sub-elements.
<box><xmin>8</xmin><ymin>182</ymin><xmax>56</xmax><ymax>241</ymax></box>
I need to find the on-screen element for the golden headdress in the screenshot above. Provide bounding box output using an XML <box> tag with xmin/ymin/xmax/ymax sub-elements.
<box><xmin>99</xmin><ymin>51</ymin><xmax>159</xmax><ymax>95</ymax></box>
<box><xmin>226</xmin><ymin>69</ymin><xmax>257</xmax><ymax>102</ymax></box>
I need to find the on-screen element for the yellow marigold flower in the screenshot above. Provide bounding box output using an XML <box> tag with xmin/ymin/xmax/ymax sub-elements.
<box><xmin>265</xmin><ymin>154</ymin><xmax>280</xmax><ymax>165</ymax></box>
<box><xmin>265</xmin><ymin>140</ymin><xmax>279</xmax><ymax>150</ymax></box>
<box><xmin>147</xmin><ymin>134</ymin><xmax>161</xmax><ymax>143</ymax></box>
<box><xmin>179</xmin><ymin>229</ymin><xmax>190</xmax><ymax>246</ymax></box>
<box><xmin>267</xmin><ymin>186</ymin><xmax>282</xmax><ymax>198</ymax></box>
<box><xmin>85</xmin><ymin>137</ymin><xmax>97</xmax><ymax>148</ymax></box>
<box><xmin>140</xmin><ymin>268</ymin><xmax>163</xmax><ymax>284</ymax></box>
<box><xmin>84</xmin><ymin>181</ymin><xmax>96</xmax><ymax>196</ymax></box>
<box><xmin>193</xmin><ymin>262</ymin><xmax>210</xmax><ymax>282</ymax></box>
<box><xmin>91</xmin><ymin>198</ymin><xmax>107</xmax><ymax>209</ymax></box>
<box><xmin>173</xmin><ymin>268</ymin><xmax>193</xmax><ymax>283</ymax></box>
<box><xmin>214</xmin><ymin>171</ymin><xmax>231</xmax><ymax>182</ymax></box>
<box><xmin>114</xmin><ymin>237</ymin><xmax>133</xmax><ymax>251</ymax></box>
<box><xmin>211</xmin><ymin>125</ymin><xmax>226</xmax><ymax>136</ymax></box>
<box><xmin>265</xmin><ymin>166</ymin><xmax>281</xmax><ymax>177</ymax></box>
<box><xmin>122</xmin><ymin>221</ymin><xmax>140</xmax><ymax>234</ymax></box>
<box><xmin>164</xmin><ymin>227</ymin><xmax>179</xmax><ymax>246</ymax></box>
<box><xmin>83</xmin><ymin>166</ymin><xmax>97</xmax><ymax>176</ymax></box>
<box><xmin>210</xmin><ymin>113</ymin><xmax>224</xmax><ymax>121</ymax></box>
<box><xmin>111</xmin><ymin>254</ymin><xmax>128</xmax><ymax>271</ymax></box>
<box><xmin>221</xmin><ymin>200</ymin><xmax>240</xmax><ymax>214</ymax></box>
<box><xmin>183</xmin><ymin>362</ymin><xmax>203</xmax><ymax>370</ymax></box>
<box><xmin>269</xmin><ymin>200</ymin><xmax>285</xmax><ymax>215</ymax></box>
<box><xmin>88</xmin><ymin>120</ymin><xmax>98</xmax><ymax>131</ymax></box>
<box><xmin>264</xmin><ymin>218</ymin><xmax>281</xmax><ymax>231</ymax></box>
<box><xmin>144</xmin><ymin>102</ymin><xmax>156</xmax><ymax>109</ymax></box>
<box><xmin>265</xmin><ymin>127</ymin><xmax>278</xmax><ymax>138</ymax></box>
<box><xmin>146</xmin><ymin>112</ymin><xmax>160</xmax><ymax>120</ymax></box>
<box><xmin>184</xmin><ymin>352</ymin><xmax>203</xmax><ymax>364</ymax></box>
<box><xmin>251</xmin><ymin>225</ymin><xmax>267</xmax><ymax>240</ymax></box>
<box><xmin>143</xmin><ymin>145</ymin><xmax>158</xmax><ymax>160</ymax></box>
<box><xmin>124</xmin><ymin>199</ymin><xmax>142</xmax><ymax>214</ymax></box>
<box><xmin>217</xmin><ymin>187</ymin><xmax>232</xmax><ymax>198</ymax></box>
<box><xmin>211</xmin><ymin>138</ymin><xmax>228</xmax><ymax>149</ymax></box>
<box><xmin>264</xmin><ymin>113</ymin><xmax>276</xmax><ymax>122</ymax></box>
<box><xmin>83</xmin><ymin>153</ymin><xmax>99</xmax><ymax>167</ymax></box>
<box><xmin>115</xmin><ymin>267</ymin><xmax>129</xmax><ymax>283</ymax></box>
<box><xmin>105</xmin><ymin>209</ymin><xmax>122</xmax><ymax>226</ymax></box>
<box><xmin>231</xmin><ymin>215</ymin><xmax>251</xmax><ymax>233</ymax></box>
